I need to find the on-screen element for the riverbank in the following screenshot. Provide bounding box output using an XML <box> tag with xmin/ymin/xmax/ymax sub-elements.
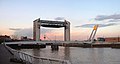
<box><xmin>62</xmin><ymin>43</ymin><xmax>120</xmax><ymax>48</ymax></box>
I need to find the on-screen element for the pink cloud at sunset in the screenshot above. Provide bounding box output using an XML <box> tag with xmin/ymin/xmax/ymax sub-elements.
<box><xmin>0</xmin><ymin>28</ymin><xmax>14</xmax><ymax>35</ymax></box>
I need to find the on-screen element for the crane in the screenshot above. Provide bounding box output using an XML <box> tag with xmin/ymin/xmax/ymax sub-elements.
<box><xmin>84</xmin><ymin>24</ymin><xmax>99</xmax><ymax>44</ymax></box>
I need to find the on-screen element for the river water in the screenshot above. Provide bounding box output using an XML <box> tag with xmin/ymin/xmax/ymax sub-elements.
<box><xmin>20</xmin><ymin>46</ymin><xmax>120</xmax><ymax>64</ymax></box>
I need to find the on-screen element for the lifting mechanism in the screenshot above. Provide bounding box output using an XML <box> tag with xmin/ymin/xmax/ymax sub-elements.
<box><xmin>89</xmin><ymin>24</ymin><xmax>99</xmax><ymax>43</ymax></box>
<box><xmin>84</xmin><ymin>24</ymin><xmax>99</xmax><ymax>44</ymax></box>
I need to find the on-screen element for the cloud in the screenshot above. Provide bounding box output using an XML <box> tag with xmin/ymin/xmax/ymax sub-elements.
<box><xmin>99</xmin><ymin>23</ymin><xmax>117</xmax><ymax>27</ymax></box>
<box><xmin>13</xmin><ymin>28</ymin><xmax>53</xmax><ymax>38</ymax></box>
<box><xmin>54</xmin><ymin>17</ymin><xmax>65</xmax><ymax>20</ymax></box>
<box><xmin>108</xmin><ymin>19</ymin><xmax>120</xmax><ymax>22</ymax></box>
<box><xmin>76</xmin><ymin>24</ymin><xmax>95</xmax><ymax>28</ymax></box>
<box><xmin>95</xmin><ymin>14</ymin><xmax>120</xmax><ymax>21</ymax></box>
<box><xmin>75</xmin><ymin>23</ymin><xmax>117</xmax><ymax>28</ymax></box>
<box><xmin>9</xmin><ymin>28</ymin><xmax>21</xmax><ymax>30</ymax></box>
<box><xmin>14</xmin><ymin>28</ymin><xmax>32</xmax><ymax>37</ymax></box>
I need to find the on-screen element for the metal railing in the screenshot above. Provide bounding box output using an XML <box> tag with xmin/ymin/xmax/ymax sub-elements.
<box><xmin>5</xmin><ymin>44</ymin><xmax>71</xmax><ymax>64</ymax></box>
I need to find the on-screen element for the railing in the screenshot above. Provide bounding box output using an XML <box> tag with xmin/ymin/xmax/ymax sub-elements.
<box><xmin>5</xmin><ymin>44</ymin><xmax>71</xmax><ymax>64</ymax></box>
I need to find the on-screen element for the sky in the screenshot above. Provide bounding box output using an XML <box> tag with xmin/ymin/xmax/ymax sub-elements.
<box><xmin>0</xmin><ymin>0</ymin><xmax>120</xmax><ymax>40</ymax></box>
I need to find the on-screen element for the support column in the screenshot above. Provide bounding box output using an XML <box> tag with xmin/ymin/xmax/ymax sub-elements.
<box><xmin>64</xmin><ymin>20</ymin><xmax>70</xmax><ymax>41</ymax></box>
<box><xmin>33</xmin><ymin>18</ymin><xmax>41</xmax><ymax>41</ymax></box>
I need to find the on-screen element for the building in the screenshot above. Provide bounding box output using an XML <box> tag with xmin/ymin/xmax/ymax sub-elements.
<box><xmin>0</xmin><ymin>35</ymin><xmax>11</xmax><ymax>42</ymax></box>
<box><xmin>21</xmin><ymin>36</ymin><xmax>33</xmax><ymax>41</ymax></box>
<box><xmin>21</xmin><ymin>36</ymin><xmax>27</xmax><ymax>40</ymax></box>
<box><xmin>105</xmin><ymin>37</ymin><xmax>120</xmax><ymax>42</ymax></box>
<box><xmin>97</xmin><ymin>37</ymin><xmax>105</xmax><ymax>42</ymax></box>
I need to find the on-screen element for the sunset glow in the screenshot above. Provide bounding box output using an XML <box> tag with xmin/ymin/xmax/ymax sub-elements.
<box><xmin>0</xmin><ymin>0</ymin><xmax>120</xmax><ymax>41</ymax></box>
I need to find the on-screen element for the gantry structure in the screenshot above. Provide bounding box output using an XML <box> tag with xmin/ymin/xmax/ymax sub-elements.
<box><xmin>33</xmin><ymin>18</ymin><xmax>70</xmax><ymax>41</ymax></box>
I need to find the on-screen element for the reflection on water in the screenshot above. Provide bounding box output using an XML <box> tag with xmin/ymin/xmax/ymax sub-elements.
<box><xmin>21</xmin><ymin>46</ymin><xmax>120</xmax><ymax>64</ymax></box>
<box><xmin>64</xmin><ymin>47</ymin><xmax>70</xmax><ymax>60</ymax></box>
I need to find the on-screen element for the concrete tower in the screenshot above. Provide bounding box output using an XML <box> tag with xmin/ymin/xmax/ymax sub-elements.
<box><xmin>64</xmin><ymin>20</ymin><xmax>70</xmax><ymax>41</ymax></box>
<box><xmin>33</xmin><ymin>18</ymin><xmax>41</xmax><ymax>41</ymax></box>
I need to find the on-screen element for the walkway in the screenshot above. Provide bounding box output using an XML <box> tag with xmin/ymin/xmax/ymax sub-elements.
<box><xmin>0</xmin><ymin>44</ymin><xmax>21</xmax><ymax>64</ymax></box>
